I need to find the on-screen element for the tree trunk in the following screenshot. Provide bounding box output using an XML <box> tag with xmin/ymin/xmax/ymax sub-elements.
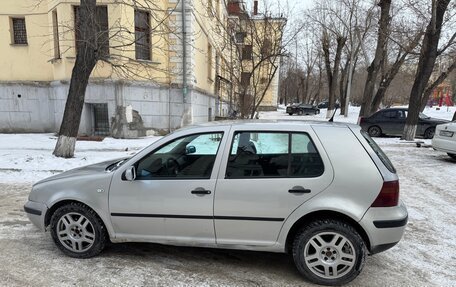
<box><xmin>339</xmin><ymin>59</ymin><xmax>350</xmax><ymax>115</ymax></box>
<box><xmin>53</xmin><ymin>0</ymin><xmax>98</xmax><ymax>158</ymax></box>
<box><xmin>403</xmin><ymin>0</ymin><xmax>451</xmax><ymax>140</ymax></box>
<box><xmin>322</xmin><ymin>31</ymin><xmax>346</xmax><ymax>118</ymax></box>
<box><xmin>359</xmin><ymin>0</ymin><xmax>391</xmax><ymax>118</ymax></box>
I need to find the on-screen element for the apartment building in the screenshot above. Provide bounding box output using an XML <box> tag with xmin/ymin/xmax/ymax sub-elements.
<box><xmin>0</xmin><ymin>0</ymin><xmax>282</xmax><ymax>137</ymax></box>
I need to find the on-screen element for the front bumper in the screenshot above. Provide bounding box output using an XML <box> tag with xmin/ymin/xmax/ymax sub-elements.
<box><xmin>360</xmin><ymin>201</ymin><xmax>408</xmax><ymax>254</ymax></box>
<box><xmin>24</xmin><ymin>200</ymin><xmax>48</xmax><ymax>232</ymax></box>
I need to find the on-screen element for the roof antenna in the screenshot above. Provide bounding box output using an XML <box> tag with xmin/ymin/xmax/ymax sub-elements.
<box><xmin>328</xmin><ymin>107</ymin><xmax>338</xmax><ymax>122</ymax></box>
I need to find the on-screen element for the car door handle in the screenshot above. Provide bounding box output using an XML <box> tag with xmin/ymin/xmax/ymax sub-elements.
<box><xmin>288</xmin><ymin>186</ymin><xmax>311</xmax><ymax>194</ymax></box>
<box><xmin>191</xmin><ymin>188</ymin><xmax>212</xmax><ymax>195</ymax></box>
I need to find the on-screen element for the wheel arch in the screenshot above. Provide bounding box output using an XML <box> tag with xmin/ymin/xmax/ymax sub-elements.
<box><xmin>45</xmin><ymin>199</ymin><xmax>112</xmax><ymax>238</ymax></box>
<box><xmin>284</xmin><ymin>210</ymin><xmax>371</xmax><ymax>254</ymax></box>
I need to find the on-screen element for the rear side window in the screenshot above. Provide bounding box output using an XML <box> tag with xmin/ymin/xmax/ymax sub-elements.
<box><xmin>226</xmin><ymin>131</ymin><xmax>324</xmax><ymax>178</ymax></box>
<box><xmin>361</xmin><ymin>130</ymin><xmax>396</xmax><ymax>173</ymax></box>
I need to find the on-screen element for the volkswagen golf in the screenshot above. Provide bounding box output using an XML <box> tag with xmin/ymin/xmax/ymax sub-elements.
<box><xmin>24</xmin><ymin>120</ymin><xmax>407</xmax><ymax>286</ymax></box>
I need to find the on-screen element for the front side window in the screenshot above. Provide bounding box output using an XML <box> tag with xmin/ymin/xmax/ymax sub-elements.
<box><xmin>382</xmin><ymin>111</ymin><xmax>398</xmax><ymax>119</ymax></box>
<box><xmin>226</xmin><ymin>132</ymin><xmax>324</xmax><ymax>178</ymax></box>
<box><xmin>136</xmin><ymin>132</ymin><xmax>223</xmax><ymax>179</ymax></box>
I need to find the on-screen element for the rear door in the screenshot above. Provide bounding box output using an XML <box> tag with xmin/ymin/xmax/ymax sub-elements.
<box><xmin>213</xmin><ymin>126</ymin><xmax>333</xmax><ymax>246</ymax></box>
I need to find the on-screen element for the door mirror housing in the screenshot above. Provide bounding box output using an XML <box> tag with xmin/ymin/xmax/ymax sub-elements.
<box><xmin>124</xmin><ymin>166</ymin><xmax>136</xmax><ymax>181</ymax></box>
<box><xmin>186</xmin><ymin>145</ymin><xmax>196</xmax><ymax>154</ymax></box>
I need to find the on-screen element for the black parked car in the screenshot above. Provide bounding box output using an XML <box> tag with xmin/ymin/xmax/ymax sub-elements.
<box><xmin>359</xmin><ymin>107</ymin><xmax>448</xmax><ymax>139</ymax></box>
<box><xmin>317</xmin><ymin>101</ymin><xmax>340</xmax><ymax>109</ymax></box>
<box><xmin>286</xmin><ymin>104</ymin><xmax>320</xmax><ymax>115</ymax></box>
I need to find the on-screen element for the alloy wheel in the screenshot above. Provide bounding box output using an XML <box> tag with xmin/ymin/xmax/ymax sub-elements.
<box><xmin>304</xmin><ymin>232</ymin><xmax>356</xmax><ymax>279</ymax></box>
<box><xmin>56</xmin><ymin>212</ymin><xmax>96</xmax><ymax>253</ymax></box>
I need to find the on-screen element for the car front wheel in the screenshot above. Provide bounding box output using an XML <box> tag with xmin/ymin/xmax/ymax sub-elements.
<box><xmin>50</xmin><ymin>202</ymin><xmax>107</xmax><ymax>258</ymax></box>
<box><xmin>448</xmin><ymin>153</ymin><xmax>456</xmax><ymax>160</ymax></box>
<box><xmin>292</xmin><ymin>219</ymin><xmax>367</xmax><ymax>286</ymax></box>
<box><xmin>298</xmin><ymin>110</ymin><xmax>304</xmax><ymax>115</ymax></box>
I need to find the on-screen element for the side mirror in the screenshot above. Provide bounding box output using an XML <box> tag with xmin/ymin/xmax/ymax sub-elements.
<box><xmin>124</xmin><ymin>166</ymin><xmax>136</xmax><ymax>181</ymax></box>
<box><xmin>186</xmin><ymin>145</ymin><xmax>196</xmax><ymax>154</ymax></box>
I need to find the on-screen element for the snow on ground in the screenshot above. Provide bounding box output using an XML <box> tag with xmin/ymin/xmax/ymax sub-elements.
<box><xmin>0</xmin><ymin>134</ymin><xmax>161</xmax><ymax>183</ymax></box>
<box><xmin>0</xmin><ymin>105</ymin><xmax>455</xmax><ymax>286</ymax></box>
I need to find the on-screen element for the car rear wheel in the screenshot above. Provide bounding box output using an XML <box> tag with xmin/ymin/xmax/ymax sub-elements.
<box><xmin>448</xmin><ymin>153</ymin><xmax>456</xmax><ymax>160</ymax></box>
<box><xmin>292</xmin><ymin>219</ymin><xmax>367</xmax><ymax>286</ymax></box>
<box><xmin>424</xmin><ymin>127</ymin><xmax>435</xmax><ymax>139</ymax></box>
<box><xmin>288</xmin><ymin>113</ymin><xmax>293</xmax><ymax>115</ymax></box>
<box><xmin>368</xmin><ymin>126</ymin><xmax>382</xmax><ymax>137</ymax></box>
<box><xmin>50</xmin><ymin>202</ymin><xmax>107</xmax><ymax>258</ymax></box>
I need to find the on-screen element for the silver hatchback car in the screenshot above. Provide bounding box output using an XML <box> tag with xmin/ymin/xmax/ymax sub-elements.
<box><xmin>25</xmin><ymin>121</ymin><xmax>407</xmax><ymax>285</ymax></box>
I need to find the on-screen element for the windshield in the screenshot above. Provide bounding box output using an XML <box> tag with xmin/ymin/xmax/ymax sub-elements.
<box><xmin>419</xmin><ymin>112</ymin><xmax>430</xmax><ymax>119</ymax></box>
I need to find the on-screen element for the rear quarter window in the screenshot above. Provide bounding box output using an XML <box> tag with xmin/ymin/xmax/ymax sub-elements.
<box><xmin>361</xmin><ymin>130</ymin><xmax>396</xmax><ymax>173</ymax></box>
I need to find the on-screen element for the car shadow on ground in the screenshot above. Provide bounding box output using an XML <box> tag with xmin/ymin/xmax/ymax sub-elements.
<box><xmin>102</xmin><ymin>241</ymin><xmax>303</xmax><ymax>278</ymax></box>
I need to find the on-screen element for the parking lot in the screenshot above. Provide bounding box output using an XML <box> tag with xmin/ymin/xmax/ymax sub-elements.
<box><xmin>1</xmin><ymin>137</ymin><xmax>455</xmax><ymax>286</ymax></box>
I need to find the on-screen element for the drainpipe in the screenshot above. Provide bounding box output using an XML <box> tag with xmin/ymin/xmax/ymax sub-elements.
<box><xmin>181</xmin><ymin>0</ymin><xmax>188</xmax><ymax>104</ymax></box>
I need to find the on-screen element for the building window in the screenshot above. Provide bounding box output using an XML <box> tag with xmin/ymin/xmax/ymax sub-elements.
<box><xmin>241</xmin><ymin>72</ymin><xmax>251</xmax><ymax>87</ymax></box>
<box><xmin>11</xmin><ymin>18</ymin><xmax>27</xmax><ymax>45</ymax></box>
<box><xmin>242</xmin><ymin>45</ymin><xmax>252</xmax><ymax>60</ymax></box>
<box><xmin>74</xmin><ymin>6</ymin><xmax>109</xmax><ymax>57</ymax></box>
<box><xmin>234</xmin><ymin>32</ymin><xmax>246</xmax><ymax>44</ymax></box>
<box><xmin>207</xmin><ymin>43</ymin><xmax>213</xmax><ymax>80</ymax></box>
<box><xmin>135</xmin><ymin>10</ymin><xmax>151</xmax><ymax>60</ymax></box>
<box><xmin>52</xmin><ymin>10</ymin><xmax>60</xmax><ymax>59</ymax></box>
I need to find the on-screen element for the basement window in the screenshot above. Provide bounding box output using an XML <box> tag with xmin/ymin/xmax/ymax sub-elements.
<box><xmin>11</xmin><ymin>18</ymin><xmax>28</xmax><ymax>45</ymax></box>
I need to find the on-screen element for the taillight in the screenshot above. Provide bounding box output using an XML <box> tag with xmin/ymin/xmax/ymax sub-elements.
<box><xmin>358</xmin><ymin>117</ymin><xmax>365</xmax><ymax>125</ymax></box>
<box><xmin>371</xmin><ymin>180</ymin><xmax>399</xmax><ymax>207</ymax></box>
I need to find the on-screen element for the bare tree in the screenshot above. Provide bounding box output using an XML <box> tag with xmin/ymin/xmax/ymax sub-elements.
<box><xmin>358</xmin><ymin>0</ymin><xmax>392</xmax><ymax>118</ymax></box>
<box><xmin>403</xmin><ymin>0</ymin><xmax>453</xmax><ymax>140</ymax></box>
<box><xmin>53</xmin><ymin>0</ymin><xmax>98</xmax><ymax>158</ymax></box>
<box><xmin>52</xmin><ymin>0</ymin><xmax>178</xmax><ymax>157</ymax></box>
<box><xmin>322</xmin><ymin>30</ymin><xmax>347</xmax><ymax>117</ymax></box>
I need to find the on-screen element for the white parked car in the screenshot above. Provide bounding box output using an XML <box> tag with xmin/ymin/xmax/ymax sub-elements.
<box><xmin>432</xmin><ymin>121</ymin><xmax>456</xmax><ymax>159</ymax></box>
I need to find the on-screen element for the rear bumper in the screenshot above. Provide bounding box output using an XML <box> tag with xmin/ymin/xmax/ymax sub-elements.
<box><xmin>432</xmin><ymin>136</ymin><xmax>456</xmax><ymax>154</ymax></box>
<box><xmin>24</xmin><ymin>200</ymin><xmax>48</xmax><ymax>232</ymax></box>
<box><xmin>360</xmin><ymin>201</ymin><xmax>408</xmax><ymax>254</ymax></box>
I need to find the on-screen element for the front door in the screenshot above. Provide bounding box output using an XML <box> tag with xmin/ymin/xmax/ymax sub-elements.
<box><xmin>214</xmin><ymin>129</ymin><xmax>333</xmax><ymax>246</ymax></box>
<box><xmin>109</xmin><ymin>131</ymin><xmax>226</xmax><ymax>245</ymax></box>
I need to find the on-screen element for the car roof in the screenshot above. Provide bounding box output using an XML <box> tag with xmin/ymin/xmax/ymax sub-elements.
<box><xmin>180</xmin><ymin>119</ymin><xmax>358</xmax><ymax>130</ymax></box>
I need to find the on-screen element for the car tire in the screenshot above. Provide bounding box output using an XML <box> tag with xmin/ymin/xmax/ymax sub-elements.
<box><xmin>50</xmin><ymin>202</ymin><xmax>107</xmax><ymax>258</ymax></box>
<box><xmin>288</xmin><ymin>113</ymin><xmax>293</xmax><ymax>116</ymax></box>
<box><xmin>424</xmin><ymin>127</ymin><xmax>435</xmax><ymax>139</ymax></box>
<box><xmin>367</xmin><ymin>126</ymin><xmax>382</xmax><ymax>137</ymax></box>
<box><xmin>448</xmin><ymin>153</ymin><xmax>456</xmax><ymax>160</ymax></box>
<box><xmin>298</xmin><ymin>110</ymin><xmax>304</xmax><ymax>115</ymax></box>
<box><xmin>315</xmin><ymin>110</ymin><xmax>320</xmax><ymax>115</ymax></box>
<box><xmin>292</xmin><ymin>219</ymin><xmax>367</xmax><ymax>286</ymax></box>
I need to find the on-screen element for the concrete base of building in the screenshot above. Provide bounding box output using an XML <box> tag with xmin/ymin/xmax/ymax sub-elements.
<box><xmin>0</xmin><ymin>80</ymin><xmax>226</xmax><ymax>137</ymax></box>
